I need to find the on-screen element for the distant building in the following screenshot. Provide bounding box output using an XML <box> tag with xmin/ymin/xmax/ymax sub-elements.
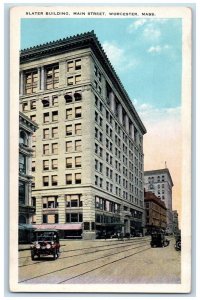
<box><xmin>172</xmin><ymin>210</ymin><xmax>179</xmax><ymax>234</ymax></box>
<box><xmin>144</xmin><ymin>191</ymin><xmax>167</xmax><ymax>233</ymax></box>
<box><xmin>144</xmin><ymin>168</ymin><xmax>174</xmax><ymax>234</ymax></box>
<box><xmin>19</xmin><ymin>31</ymin><xmax>147</xmax><ymax>239</ymax></box>
<box><xmin>19</xmin><ymin>112</ymin><xmax>38</xmax><ymax>242</ymax></box>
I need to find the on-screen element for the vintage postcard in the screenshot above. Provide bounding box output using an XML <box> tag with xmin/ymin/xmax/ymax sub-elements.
<box><xmin>9</xmin><ymin>5</ymin><xmax>192</xmax><ymax>294</ymax></box>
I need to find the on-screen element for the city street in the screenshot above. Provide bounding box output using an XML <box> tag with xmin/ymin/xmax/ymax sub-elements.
<box><xmin>18</xmin><ymin>236</ymin><xmax>181</xmax><ymax>284</ymax></box>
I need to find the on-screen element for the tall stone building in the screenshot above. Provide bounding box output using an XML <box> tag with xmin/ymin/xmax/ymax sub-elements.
<box><xmin>19</xmin><ymin>112</ymin><xmax>38</xmax><ymax>242</ymax></box>
<box><xmin>144</xmin><ymin>168</ymin><xmax>174</xmax><ymax>234</ymax></box>
<box><xmin>19</xmin><ymin>31</ymin><xmax>146</xmax><ymax>239</ymax></box>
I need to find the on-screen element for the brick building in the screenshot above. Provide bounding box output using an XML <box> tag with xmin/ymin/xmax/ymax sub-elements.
<box><xmin>19</xmin><ymin>31</ymin><xmax>146</xmax><ymax>239</ymax></box>
<box><xmin>144</xmin><ymin>191</ymin><xmax>167</xmax><ymax>233</ymax></box>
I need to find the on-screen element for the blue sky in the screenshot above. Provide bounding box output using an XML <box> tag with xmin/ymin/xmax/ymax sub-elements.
<box><xmin>21</xmin><ymin>18</ymin><xmax>182</xmax><ymax>112</ymax></box>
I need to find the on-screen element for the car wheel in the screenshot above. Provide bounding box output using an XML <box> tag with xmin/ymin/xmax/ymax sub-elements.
<box><xmin>31</xmin><ymin>251</ymin><xmax>35</xmax><ymax>261</ymax></box>
<box><xmin>53</xmin><ymin>249</ymin><xmax>57</xmax><ymax>260</ymax></box>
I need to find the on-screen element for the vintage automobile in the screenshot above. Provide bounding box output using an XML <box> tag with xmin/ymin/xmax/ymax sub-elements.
<box><xmin>30</xmin><ymin>229</ymin><xmax>60</xmax><ymax>260</ymax></box>
<box><xmin>174</xmin><ymin>235</ymin><xmax>181</xmax><ymax>251</ymax></box>
<box><xmin>150</xmin><ymin>232</ymin><xmax>170</xmax><ymax>248</ymax></box>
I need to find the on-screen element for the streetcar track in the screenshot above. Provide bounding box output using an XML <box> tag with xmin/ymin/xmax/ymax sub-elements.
<box><xmin>18</xmin><ymin>237</ymin><xmax>150</xmax><ymax>259</ymax></box>
<box><xmin>19</xmin><ymin>242</ymin><xmax>149</xmax><ymax>283</ymax></box>
<box><xmin>19</xmin><ymin>240</ymin><xmax>150</xmax><ymax>268</ymax></box>
<box><xmin>58</xmin><ymin>246</ymin><xmax>152</xmax><ymax>284</ymax></box>
<box><xmin>19</xmin><ymin>240</ymin><xmax>148</xmax><ymax>267</ymax></box>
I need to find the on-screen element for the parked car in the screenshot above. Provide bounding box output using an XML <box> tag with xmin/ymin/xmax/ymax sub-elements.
<box><xmin>174</xmin><ymin>235</ymin><xmax>181</xmax><ymax>251</ymax></box>
<box><xmin>30</xmin><ymin>229</ymin><xmax>60</xmax><ymax>260</ymax></box>
<box><xmin>150</xmin><ymin>232</ymin><xmax>170</xmax><ymax>248</ymax></box>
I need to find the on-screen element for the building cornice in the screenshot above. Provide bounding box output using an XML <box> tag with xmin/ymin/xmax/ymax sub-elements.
<box><xmin>20</xmin><ymin>31</ymin><xmax>146</xmax><ymax>134</ymax></box>
<box><xmin>144</xmin><ymin>168</ymin><xmax>174</xmax><ymax>187</ymax></box>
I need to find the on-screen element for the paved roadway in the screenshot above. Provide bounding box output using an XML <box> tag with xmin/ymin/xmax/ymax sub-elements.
<box><xmin>18</xmin><ymin>236</ymin><xmax>181</xmax><ymax>284</ymax></box>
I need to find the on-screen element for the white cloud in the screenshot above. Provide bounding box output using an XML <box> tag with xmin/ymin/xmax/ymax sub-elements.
<box><xmin>147</xmin><ymin>44</ymin><xmax>171</xmax><ymax>54</ymax></box>
<box><xmin>102</xmin><ymin>41</ymin><xmax>138</xmax><ymax>72</ymax></box>
<box><xmin>128</xmin><ymin>19</ymin><xmax>147</xmax><ymax>32</ymax></box>
<box><xmin>102</xmin><ymin>41</ymin><xmax>124</xmax><ymax>66</ymax></box>
<box><xmin>143</xmin><ymin>27</ymin><xmax>161</xmax><ymax>40</ymax></box>
<box><xmin>147</xmin><ymin>45</ymin><xmax>162</xmax><ymax>53</ymax></box>
<box><xmin>135</xmin><ymin>102</ymin><xmax>181</xmax><ymax>126</ymax></box>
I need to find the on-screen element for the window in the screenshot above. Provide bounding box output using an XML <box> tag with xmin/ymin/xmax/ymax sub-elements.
<box><xmin>46</xmin><ymin>65</ymin><xmax>59</xmax><ymax>89</ymax></box>
<box><xmin>43</xmin><ymin>112</ymin><xmax>49</xmax><ymax>123</ymax></box>
<box><xmin>75</xmin><ymin>140</ymin><xmax>81</xmax><ymax>151</ymax></box>
<box><xmin>43</xmin><ymin>160</ymin><xmax>49</xmax><ymax>170</ymax></box>
<box><xmin>52</xmin><ymin>175</ymin><xmax>58</xmax><ymax>186</ymax></box>
<box><xmin>65</xmin><ymin>194</ymin><xmax>82</xmax><ymax>208</ymax></box>
<box><xmin>32</xmin><ymin>161</ymin><xmax>35</xmax><ymax>172</ymax></box>
<box><xmin>44</xmin><ymin>214</ymin><xmax>59</xmax><ymax>224</ymax></box>
<box><xmin>19</xmin><ymin>181</ymin><xmax>26</xmax><ymax>205</ymax></box>
<box><xmin>99</xmin><ymin>132</ymin><xmax>103</xmax><ymax>143</ymax></box>
<box><xmin>52</xmin><ymin>159</ymin><xmax>58</xmax><ymax>170</ymax></box>
<box><xmin>52</xmin><ymin>127</ymin><xmax>58</xmax><ymax>138</ymax></box>
<box><xmin>66</xmin><ymin>174</ymin><xmax>72</xmax><ymax>184</ymax></box>
<box><xmin>25</xmin><ymin>70</ymin><xmax>38</xmax><ymax>94</ymax></box>
<box><xmin>66</xmin><ymin>157</ymin><xmax>72</xmax><ymax>168</ymax></box>
<box><xmin>19</xmin><ymin>153</ymin><xmax>26</xmax><ymax>174</ymax></box>
<box><xmin>30</xmin><ymin>100</ymin><xmax>36</xmax><ymax>110</ymax></box>
<box><xmin>94</xmin><ymin>65</ymin><xmax>98</xmax><ymax>76</ymax></box>
<box><xmin>32</xmin><ymin>145</ymin><xmax>35</xmax><ymax>155</ymax></box>
<box><xmin>66</xmin><ymin>141</ymin><xmax>72</xmax><ymax>152</ymax></box>
<box><xmin>66</xmin><ymin>213</ymin><xmax>83</xmax><ymax>223</ymax></box>
<box><xmin>75</xmin><ymin>156</ymin><xmax>81</xmax><ymax>167</ymax></box>
<box><xmin>30</xmin><ymin>114</ymin><xmax>36</xmax><ymax>122</ymax></box>
<box><xmin>75</xmin><ymin>59</ymin><xmax>81</xmax><ymax>70</ymax></box>
<box><xmin>75</xmin><ymin>75</ymin><xmax>81</xmax><ymax>84</ymax></box>
<box><xmin>75</xmin><ymin>107</ymin><xmax>82</xmax><ymax>118</ymax></box>
<box><xmin>66</xmin><ymin>108</ymin><xmax>73</xmax><ymax>120</ymax></box>
<box><xmin>22</xmin><ymin>102</ymin><xmax>28</xmax><ymax>111</ymax></box>
<box><xmin>67</xmin><ymin>77</ymin><xmax>73</xmax><ymax>86</ymax></box>
<box><xmin>19</xmin><ymin>131</ymin><xmax>28</xmax><ymax>146</ymax></box>
<box><xmin>74</xmin><ymin>91</ymin><xmax>82</xmax><ymax>101</ymax></box>
<box><xmin>65</xmin><ymin>93</ymin><xmax>73</xmax><ymax>103</ymax></box>
<box><xmin>52</xmin><ymin>111</ymin><xmax>58</xmax><ymax>122</ymax></box>
<box><xmin>95</xmin><ymin>128</ymin><xmax>98</xmax><ymax>139</ymax></box>
<box><xmin>43</xmin><ymin>144</ymin><xmax>49</xmax><ymax>155</ymax></box>
<box><xmin>66</xmin><ymin>125</ymin><xmax>73</xmax><ymax>136</ymax></box>
<box><xmin>43</xmin><ymin>128</ymin><xmax>49</xmax><ymax>139</ymax></box>
<box><xmin>75</xmin><ymin>123</ymin><xmax>82</xmax><ymax>135</ymax></box>
<box><xmin>42</xmin><ymin>196</ymin><xmax>58</xmax><ymax>209</ymax></box>
<box><xmin>43</xmin><ymin>176</ymin><xmax>49</xmax><ymax>186</ymax></box>
<box><xmin>99</xmin><ymin>117</ymin><xmax>103</xmax><ymax>127</ymax></box>
<box><xmin>52</xmin><ymin>143</ymin><xmax>58</xmax><ymax>155</ymax></box>
<box><xmin>99</xmin><ymin>178</ymin><xmax>103</xmax><ymax>188</ymax></box>
<box><xmin>99</xmin><ymin>162</ymin><xmax>103</xmax><ymax>173</ymax></box>
<box><xmin>42</xmin><ymin>98</ymin><xmax>49</xmax><ymax>107</ymax></box>
<box><xmin>75</xmin><ymin>173</ymin><xmax>81</xmax><ymax>184</ymax></box>
<box><xmin>52</xmin><ymin>95</ymin><xmax>58</xmax><ymax>106</ymax></box>
<box><xmin>67</xmin><ymin>61</ymin><xmax>73</xmax><ymax>72</ymax></box>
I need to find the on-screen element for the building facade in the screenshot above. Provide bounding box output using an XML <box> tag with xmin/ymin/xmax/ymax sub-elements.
<box><xmin>144</xmin><ymin>191</ymin><xmax>167</xmax><ymax>234</ymax></box>
<box><xmin>172</xmin><ymin>210</ymin><xmax>179</xmax><ymax>234</ymax></box>
<box><xmin>19</xmin><ymin>112</ymin><xmax>38</xmax><ymax>242</ymax></box>
<box><xmin>19</xmin><ymin>31</ymin><xmax>146</xmax><ymax>239</ymax></box>
<box><xmin>144</xmin><ymin>168</ymin><xmax>174</xmax><ymax>234</ymax></box>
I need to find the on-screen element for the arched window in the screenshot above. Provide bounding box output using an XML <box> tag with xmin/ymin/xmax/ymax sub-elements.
<box><xmin>19</xmin><ymin>130</ymin><xmax>28</xmax><ymax>146</ymax></box>
<box><xmin>74</xmin><ymin>92</ymin><xmax>82</xmax><ymax>101</ymax></box>
<box><xmin>64</xmin><ymin>93</ymin><xmax>73</xmax><ymax>103</ymax></box>
<box><xmin>42</xmin><ymin>98</ymin><xmax>50</xmax><ymax>107</ymax></box>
